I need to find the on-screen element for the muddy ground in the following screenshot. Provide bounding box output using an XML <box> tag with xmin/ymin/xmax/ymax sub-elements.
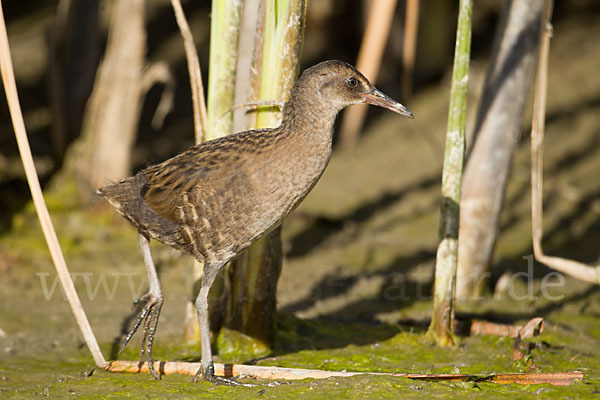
<box><xmin>1</xmin><ymin>4</ymin><xmax>600</xmax><ymax>400</ymax></box>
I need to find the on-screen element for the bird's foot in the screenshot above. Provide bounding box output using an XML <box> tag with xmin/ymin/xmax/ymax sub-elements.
<box><xmin>120</xmin><ymin>292</ymin><xmax>164</xmax><ymax>380</ymax></box>
<box><xmin>192</xmin><ymin>362</ymin><xmax>255</xmax><ymax>387</ymax></box>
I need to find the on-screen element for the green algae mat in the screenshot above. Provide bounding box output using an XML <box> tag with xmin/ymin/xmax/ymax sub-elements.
<box><xmin>3</xmin><ymin>7</ymin><xmax>600</xmax><ymax>397</ymax></box>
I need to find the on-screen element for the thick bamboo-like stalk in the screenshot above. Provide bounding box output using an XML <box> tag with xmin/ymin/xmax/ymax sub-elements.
<box><xmin>337</xmin><ymin>0</ymin><xmax>398</xmax><ymax>150</ymax></box>
<box><xmin>0</xmin><ymin>1</ymin><xmax>105</xmax><ymax>368</ymax></box>
<box><xmin>205</xmin><ymin>0</ymin><xmax>242</xmax><ymax>140</ymax></box>
<box><xmin>105</xmin><ymin>360</ymin><xmax>583</xmax><ymax>386</ymax></box>
<box><xmin>188</xmin><ymin>0</ymin><xmax>243</xmax><ymax>343</ymax></box>
<box><xmin>254</xmin><ymin>0</ymin><xmax>307</xmax><ymax>128</ymax></box>
<box><xmin>530</xmin><ymin>1</ymin><xmax>600</xmax><ymax>285</ymax></box>
<box><xmin>456</xmin><ymin>0</ymin><xmax>548</xmax><ymax>300</ymax></box>
<box><xmin>429</xmin><ymin>0</ymin><xmax>472</xmax><ymax>347</ymax></box>
<box><xmin>201</xmin><ymin>0</ymin><xmax>264</xmax><ymax>344</ymax></box>
<box><xmin>232</xmin><ymin>0</ymin><xmax>263</xmax><ymax>133</ymax></box>
<box><xmin>223</xmin><ymin>0</ymin><xmax>307</xmax><ymax>356</ymax></box>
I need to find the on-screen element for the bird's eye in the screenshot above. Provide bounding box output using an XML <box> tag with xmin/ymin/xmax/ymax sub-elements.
<box><xmin>347</xmin><ymin>77</ymin><xmax>358</xmax><ymax>88</ymax></box>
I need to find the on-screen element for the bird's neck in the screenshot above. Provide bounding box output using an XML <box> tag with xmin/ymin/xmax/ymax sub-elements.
<box><xmin>263</xmin><ymin>95</ymin><xmax>338</xmax><ymax>197</ymax></box>
<box><xmin>280</xmin><ymin>89</ymin><xmax>340</xmax><ymax>146</ymax></box>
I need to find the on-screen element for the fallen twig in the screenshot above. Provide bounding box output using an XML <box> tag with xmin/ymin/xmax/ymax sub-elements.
<box><xmin>513</xmin><ymin>318</ymin><xmax>544</xmax><ymax>362</ymax></box>
<box><xmin>105</xmin><ymin>360</ymin><xmax>582</xmax><ymax>386</ymax></box>
<box><xmin>467</xmin><ymin>317</ymin><xmax>543</xmax><ymax>339</ymax></box>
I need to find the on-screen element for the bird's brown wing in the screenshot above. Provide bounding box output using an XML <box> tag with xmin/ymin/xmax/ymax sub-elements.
<box><xmin>141</xmin><ymin>139</ymin><xmax>247</xmax><ymax>225</ymax></box>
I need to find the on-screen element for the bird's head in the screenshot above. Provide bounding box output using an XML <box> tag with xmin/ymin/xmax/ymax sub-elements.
<box><xmin>294</xmin><ymin>60</ymin><xmax>413</xmax><ymax>118</ymax></box>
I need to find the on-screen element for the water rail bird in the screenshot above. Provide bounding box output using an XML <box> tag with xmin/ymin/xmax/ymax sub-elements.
<box><xmin>97</xmin><ymin>60</ymin><xmax>413</xmax><ymax>383</ymax></box>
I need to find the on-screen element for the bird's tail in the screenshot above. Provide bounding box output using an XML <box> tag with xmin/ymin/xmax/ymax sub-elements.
<box><xmin>97</xmin><ymin>173</ymin><xmax>184</xmax><ymax>250</ymax></box>
<box><xmin>96</xmin><ymin>175</ymin><xmax>143</xmax><ymax>212</ymax></box>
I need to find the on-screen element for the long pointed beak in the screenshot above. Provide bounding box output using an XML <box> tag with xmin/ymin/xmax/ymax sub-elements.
<box><xmin>363</xmin><ymin>88</ymin><xmax>414</xmax><ymax>118</ymax></box>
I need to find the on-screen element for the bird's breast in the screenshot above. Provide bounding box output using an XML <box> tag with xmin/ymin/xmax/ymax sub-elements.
<box><xmin>247</xmin><ymin>133</ymin><xmax>333</xmax><ymax>226</ymax></box>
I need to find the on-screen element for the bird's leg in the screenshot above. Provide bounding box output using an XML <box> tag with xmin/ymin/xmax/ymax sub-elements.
<box><xmin>120</xmin><ymin>232</ymin><xmax>164</xmax><ymax>380</ymax></box>
<box><xmin>191</xmin><ymin>264</ymin><xmax>253</xmax><ymax>386</ymax></box>
<box><xmin>191</xmin><ymin>265</ymin><xmax>219</xmax><ymax>383</ymax></box>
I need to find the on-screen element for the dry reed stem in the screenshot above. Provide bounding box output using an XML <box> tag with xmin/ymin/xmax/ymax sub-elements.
<box><xmin>530</xmin><ymin>0</ymin><xmax>600</xmax><ymax>285</ymax></box>
<box><xmin>402</xmin><ymin>0</ymin><xmax>419</xmax><ymax>100</ymax></box>
<box><xmin>170</xmin><ymin>0</ymin><xmax>208</xmax><ymax>144</ymax></box>
<box><xmin>0</xmin><ymin>1</ymin><xmax>106</xmax><ymax>367</ymax></box>
<box><xmin>338</xmin><ymin>0</ymin><xmax>398</xmax><ymax>149</ymax></box>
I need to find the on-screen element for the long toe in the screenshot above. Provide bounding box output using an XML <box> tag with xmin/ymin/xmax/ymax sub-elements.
<box><xmin>120</xmin><ymin>294</ymin><xmax>152</xmax><ymax>352</ymax></box>
<box><xmin>143</xmin><ymin>300</ymin><xmax>163</xmax><ymax>380</ymax></box>
<box><xmin>119</xmin><ymin>292</ymin><xmax>164</xmax><ymax>380</ymax></box>
<box><xmin>209</xmin><ymin>375</ymin><xmax>255</xmax><ymax>387</ymax></box>
<box><xmin>120</xmin><ymin>293</ymin><xmax>162</xmax><ymax>352</ymax></box>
